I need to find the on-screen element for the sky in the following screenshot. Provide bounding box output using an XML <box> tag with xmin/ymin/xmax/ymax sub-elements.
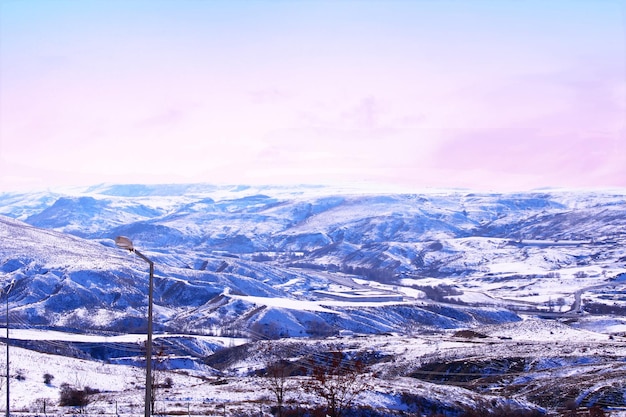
<box><xmin>1</xmin><ymin>0</ymin><xmax>625</xmax><ymax>192</ymax></box>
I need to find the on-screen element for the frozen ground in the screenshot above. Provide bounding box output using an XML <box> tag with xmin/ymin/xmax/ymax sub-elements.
<box><xmin>1</xmin><ymin>316</ymin><xmax>625</xmax><ymax>416</ymax></box>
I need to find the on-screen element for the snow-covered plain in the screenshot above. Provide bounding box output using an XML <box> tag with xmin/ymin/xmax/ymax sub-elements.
<box><xmin>3</xmin><ymin>318</ymin><xmax>625</xmax><ymax>416</ymax></box>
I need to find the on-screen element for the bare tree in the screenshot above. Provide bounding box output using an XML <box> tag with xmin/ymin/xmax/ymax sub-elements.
<box><xmin>151</xmin><ymin>342</ymin><xmax>174</xmax><ymax>414</ymax></box>
<box><xmin>305</xmin><ymin>346</ymin><xmax>372</xmax><ymax>417</ymax></box>
<box><xmin>258</xmin><ymin>342</ymin><xmax>295</xmax><ymax>417</ymax></box>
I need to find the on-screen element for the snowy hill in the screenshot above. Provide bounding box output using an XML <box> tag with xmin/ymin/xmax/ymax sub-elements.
<box><xmin>1</xmin><ymin>184</ymin><xmax>625</xmax><ymax>337</ymax></box>
<box><xmin>1</xmin><ymin>184</ymin><xmax>626</xmax><ymax>415</ymax></box>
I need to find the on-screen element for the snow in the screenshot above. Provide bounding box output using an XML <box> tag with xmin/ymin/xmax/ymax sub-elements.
<box><xmin>1</xmin><ymin>184</ymin><xmax>626</xmax><ymax>414</ymax></box>
<box><xmin>2</xmin><ymin>328</ymin><xmax>248</xmax><ymax>347</ymax></box>
<box><xmin>1</xmin><ymin>305</ymin><xmax>625</xmax><ymax>416</ymax></box>
<box><xmin>1</xmin><ymin>318</ymin><xmax>619</xmax><ymax>415</ymax></box>
<box><xmin>488</xmin><ymin>261</ymin><xmax>545</xmax><ymax>275</ymax></box>
<box><xmin>228</xmin><ymin>294</ymin><xmax>337</xmax><ymax>313</ymax></box>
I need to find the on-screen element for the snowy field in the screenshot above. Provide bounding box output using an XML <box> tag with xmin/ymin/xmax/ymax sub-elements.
<box><xmin>1</xmin><ymin>315</ymin><xmax>625</xmax><ymax>416</ymax></box>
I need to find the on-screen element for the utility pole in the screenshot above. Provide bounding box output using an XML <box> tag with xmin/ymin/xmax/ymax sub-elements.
<box><xmin>114</xmin><ymin>237</ymin><xmax>154</xmax><ymax>417</ymax></box>
<box><xmin>4</xmin><ymin>279</ymin><xmax>15</xmax><ymax>417</ymax></box>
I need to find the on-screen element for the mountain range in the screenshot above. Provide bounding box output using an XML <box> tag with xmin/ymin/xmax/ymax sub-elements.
<box><xmin>1</xmin><ymin>183</ymin><xmax>625</xmax><ymax>357</ymax></box>
<box><xmin>1</xmin><ymin>183</ymin><xmax>626</xmax><ymax>415</ymax></box>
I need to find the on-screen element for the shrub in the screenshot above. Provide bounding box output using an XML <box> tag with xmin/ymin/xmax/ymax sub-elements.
<box><xmin>59</xmin><ymin>383</ymin><xmax>100</xmax><ymax>407</ymax></box>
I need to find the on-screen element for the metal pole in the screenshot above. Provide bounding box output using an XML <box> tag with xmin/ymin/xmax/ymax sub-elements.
<box><xmin>6</xmin><ymin>291</ymin><xmax>8</xmax><ymax>417</ymax></box>
<box><xmin>133</xmin><ymin>249</ymin><xmax>154</xmax><ymax>417</ymax></box>
<box><xmin>5</xmin><ymin>280</ymin><xmax>13</xmax><ymax>417</ymax></box>
<box><xmin>114</xmin><ymin>237</ymin><xmax>154</xmax><ymax>417</ymax></box>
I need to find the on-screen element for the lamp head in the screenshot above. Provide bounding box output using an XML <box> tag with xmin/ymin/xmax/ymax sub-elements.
<box><xmin>115</xmin><ymin>236</ymin><xmax>134</xmax><ymax>251</ymax></box>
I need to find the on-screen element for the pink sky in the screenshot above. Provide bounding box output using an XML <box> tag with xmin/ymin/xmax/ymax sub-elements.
<box><xmin>1</xmin><ymin>0</ymin><xmax>625</xmax><ymax>192</ymax></box>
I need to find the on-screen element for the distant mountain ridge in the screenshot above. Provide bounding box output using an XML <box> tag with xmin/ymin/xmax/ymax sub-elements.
<box><xmin>0</xmin><ymin>184</ymin><xmax>625</xmax><ymax>347</ymax></box>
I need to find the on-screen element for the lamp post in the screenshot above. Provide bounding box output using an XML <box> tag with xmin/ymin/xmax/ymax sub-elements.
<box><xmin>3</xmin><ymin>279</ymin><xmax>15</xmax><ymax>417</ymax></box>
<box><xmin>115</xmin><ymin>236</ymin><xmax>154</xmax><ymax>417</ymax></box>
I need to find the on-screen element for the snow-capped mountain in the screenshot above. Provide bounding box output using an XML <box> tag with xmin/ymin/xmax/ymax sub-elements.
<box><xmin>2</xmin><ymin>183</ymin><xmax>626</xmax><ymax>415</ymax></box>
<box><xmin>1</xmin><ymin>183</ymin><xmax>625</xmax><ymax>343</ymax></box>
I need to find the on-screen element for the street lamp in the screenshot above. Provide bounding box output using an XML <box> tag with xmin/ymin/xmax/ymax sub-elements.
<box><xmin>2</xmin><ymin>279</ymin><xmax>15</xmax><ymax>417</ymax></box>
<box><xmin>115</xmin><ymin>236</ymin><xmax>154</xmax><ymax>417</ymax></box>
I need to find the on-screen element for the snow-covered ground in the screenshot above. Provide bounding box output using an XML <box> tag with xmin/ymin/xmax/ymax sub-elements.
<box><xmin>1</xmin><ymin>316</ymin><xmax>625</xmax><ymax>416</ymax></box>
<box><xmin>1</xmin><ymin>185</ymin><xmax>625</xmax><ymax>415</ymax></box>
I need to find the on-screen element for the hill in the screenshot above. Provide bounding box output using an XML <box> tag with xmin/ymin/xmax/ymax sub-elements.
<box><xmin>0</xmin><ymin>184</ymin><xmax>625</xmax><ymax>415</ymax></box>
